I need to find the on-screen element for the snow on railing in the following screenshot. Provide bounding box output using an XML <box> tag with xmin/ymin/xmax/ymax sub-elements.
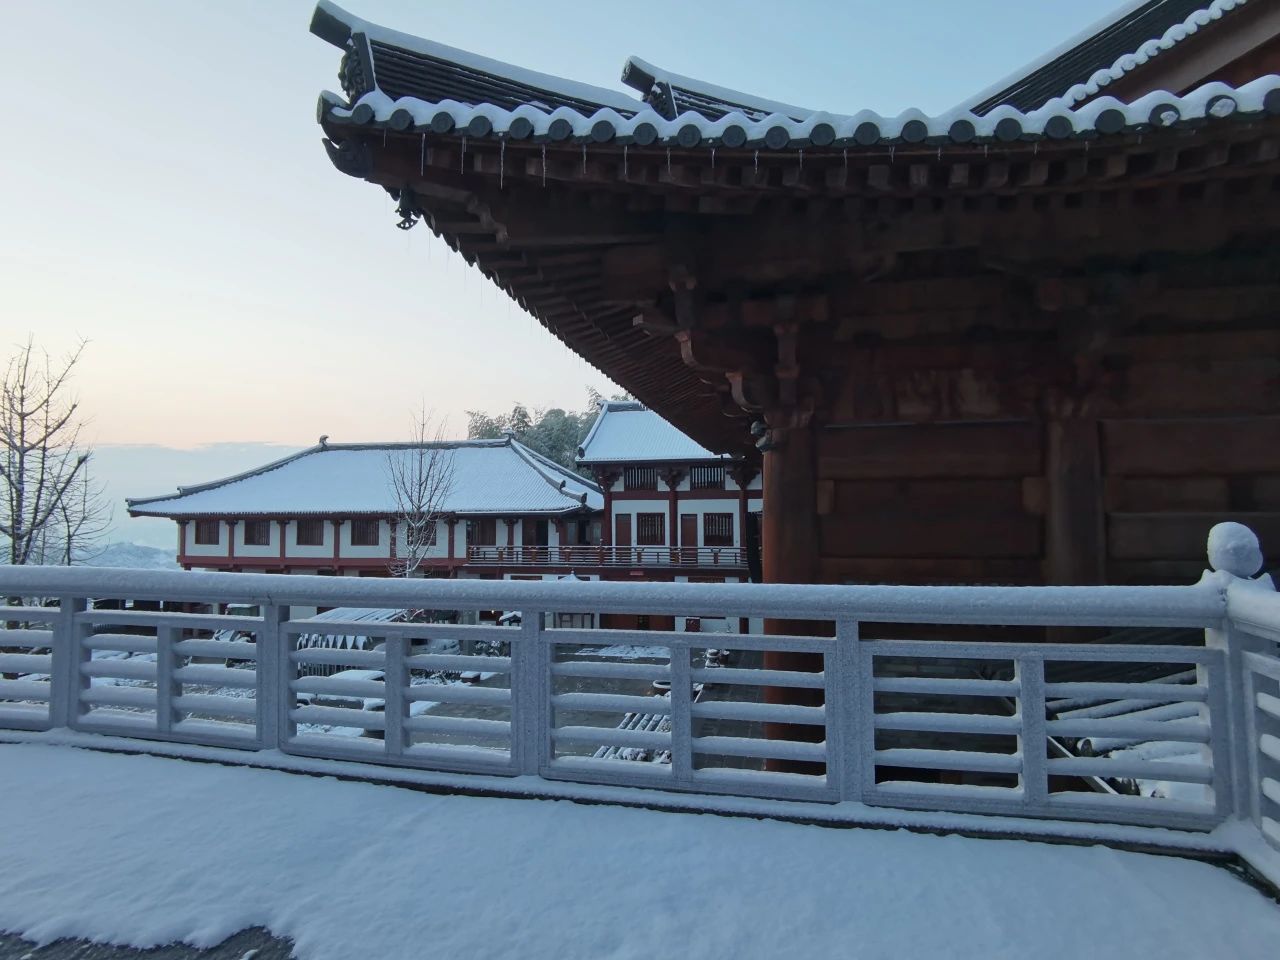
<box><xmin>0</xmin><ymin>523</ymin><xmax>1277</xmax><ymax>869</ymax></box>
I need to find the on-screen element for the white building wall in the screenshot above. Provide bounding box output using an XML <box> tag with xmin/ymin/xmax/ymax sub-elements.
<box><xmin>389</xmin><ymin>519</ymin><xmax>453</xmax><ymax>561</ymax></box>
<box><xmin>184</xmin><ymin>522</ymin><xmax>225</xmax><ymax>557</ymax></box>
<box><xmin>675</xmin><ymin>498</ymin><xmax>742</xmax><ymax>547</ymax></box>
<box><xmin>611</xmin><ymin>499</ymin><xmax>670</xmax><ymax>544</ymax></box>
<box><xmin>339</xmin><ymin>519</ymin><xmax>392</xmax><ymax>560</ymax></box>
<box><xmin>233</xmin><ymin>520</ymin><xmax>279</xmax><ymax>558</ymax></box>
<box><xmin>283</xmin><ymin>520</ymin><xmax>334</xmax><ymax>559</ymax></box>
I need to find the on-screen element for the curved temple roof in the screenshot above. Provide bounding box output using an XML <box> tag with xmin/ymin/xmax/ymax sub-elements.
<box><xmin>310</xmin><ymin>2</ymin><xmax>1280</xmax><ymax>454</ymax></box>
<box><xmin>128</xmin><ymin>439</ymin><xmax>602</xmax><ymax>518</ymax></box>
<box><xmin>577</xmin><ymin>402</ymin><xmax>732</xmax><ymax>466</ymax></box>
<box><xmin>313</xmin><ymin>0</ymin><xmax>1280</xmax><ymax>151</ymax></box>
<box><xmin>960</xmin><ymin>0</ymin><xmax>1256</xmax><ymax>115</ymax></box>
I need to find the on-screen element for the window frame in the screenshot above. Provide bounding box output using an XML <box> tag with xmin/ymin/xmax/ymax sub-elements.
<box><xmin>636</xmin><ymin>512</ymin><xmax>666</xmax><ymax>546</ymax></box>
<box><xmin>295</xmin><ymin>519</ymin><xmax>325</xmax><ymax>546</ymax></box>
<box><xmin>243</xmin><ymin>519</ymin><xmax>271</xmax><ymax>547</ymax></box>
<box><xmin>350</xmin><ymin>519</ymin><xmax>381</xmax><ymax>547</ymax></box>
<box><xmin>193</xmin><ymin>520</ymin><xmax>220</xmax><ymax>545</ymax></box>
<box><xmin>406</xmin><ymin>520</ymin><xmax>438</xmax><ymax>547</ymax></box>
<box><xmin>467</xmin><ymin>517</ymin><xmax>498</xmax><ymax>546</ymax></box>
<box><xmin>689</xmin><ymin>466</ymin><xmax>725</xmax><ymax>490</ymax></box>
<box><xmin>623</xmin><ymin>466</ymin><xmax>658</xmax><ymax>491</ymax></box>
<box><xmin>702</xmin><ymin>512</ymin><xmax>734</xmax><ymax>547</ymax></box>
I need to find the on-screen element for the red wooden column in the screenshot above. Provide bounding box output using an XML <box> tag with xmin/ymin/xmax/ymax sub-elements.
<box><xmin>446</xmin><ymin>517</ymin><xmax>458</xmax><ymax>575</ymax></box>
<box><xmin>277</xmin><ymin>520</ymin><xmax>287</xmax><ymax>568</ymax></box>
<box><xmin>177</xmin><ymin>521</ymin><xmax>188</xmax><ymax>566</ymax></box>
<box><xmin>730</xmin><ymin>464</ymin><xmax>759</xmax><ymax>571</ymax></box>
<box><xmin>595</xmin><ymin>469</ymin><xmax>619</xmax><ymax>546</ymax></box>
<box><xmin>761</xmin><ymin>416</ymin><xmax>824</xmax><ymax>772</ymax></box>
<box><xmin>661</xmin><ymin>469</ymin><xmax>685</xmax><ymax>563</ymax></box>
<box><xmin>225</xmin><ymin>520</ymin><xmax>237</xmax><ymax>565</ymax></box>
<box><xmin>761</xmin><ymin>425</ymin><xmax>819</xmax><ymax>586</ymax></box>
<box><xmin>331</xmin><ymin>520</ymin><xmax>342</xmax><ymax>572</ymax></box>
<box><xmin>729</xmin><ymin>464</ymin><xmax>759</xmax><ymax>633</ymax></box>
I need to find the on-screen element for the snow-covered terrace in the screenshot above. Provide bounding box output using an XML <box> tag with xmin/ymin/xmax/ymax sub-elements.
<box><xmin>2</xmin><ymin>742</ymin><xmax>1279</xmax><ymax>959</ymax></box>
<box><xmin>2</xmin><ymin>523</ymin><xmax>1279</xmax><ymax>954</ymax></box>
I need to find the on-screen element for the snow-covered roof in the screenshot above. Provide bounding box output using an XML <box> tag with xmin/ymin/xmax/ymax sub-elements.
<box><xmin>577</xmin><ymin>402</ymin><xmax>731</xmax><ymax>466</ymax></box>
<box><xmin>296</xmin><ymin>607</ymin><xmax>408</xmax><ymax>651</ymax></box>
<box><xmin>127</xmin><ymin>438</ymin><xmax>602</xmax><ymax>518</ymax></box>
<box><xmin>314</xmin><ymin>1</ymin><xmax>1280</xmax><ymax>151</ymax></box>
<box><xmin>620</xmin><ymin>56</ymin><xmax>817</xmax><ymax>123</ymax></box>
<box><xmin>959</xmin><ymin>0</ymin><xmax>1255</xmax><ymax>115</ymax></box>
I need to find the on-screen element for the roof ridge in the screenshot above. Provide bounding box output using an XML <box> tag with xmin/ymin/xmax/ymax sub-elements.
<box><xmin>959</xmin><ymin>0</ymin><xmax>1252</xmax><ymax>115</ymax></box>
<box><xmin>507</xmin><ymin>438</ymin><xmax>601</xmax><ymax>504</ymax></box>
<box><xmin>126</xmin><ymin>445</ymin><xmax>321</xmax><ymax>507</ymax></box>
<box><xmin>622</xmin><ymin>55</ymin><xmax>817</xmax><ymax>122</ymax></box>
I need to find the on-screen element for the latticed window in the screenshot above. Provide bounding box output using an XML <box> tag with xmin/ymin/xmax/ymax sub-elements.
<box><xmin>193</xmin><ymin>520</ymin><xmax>220</xmax><ymax>545</ymax></box>
<box><xmin>296</xmin><ymin>519</ymin><xmax>325</xmax><ymax>546</ymax></box>
<box><xmin>243</xmin><ymin>520</ymin><xmax>271</xmax><ymax>546</ymax></box>
<box><xmin>624</xmin><ymin>466</ymin><xmax>658</xmax><ymax>490</ymax></box>
<box><xmin>350</xmin><ymin>519</ymin><xmax>381</xmax><ymax>546</ymax></box>
<box><xmin>690</xmin><ymin>466</ymin><xmax>725</xmax><ymax>490</ymax></box>
<box><xmin>637</xmin><ymin>513</ymin><xmax>665</xmax><ymax>545</ymax></box>
<box><xmin>703</xmin><ymin>513</ymin><xmax>734</xmax><ymax>547</ymax></box>
<box><xmin>407</xmin><ymin>521</ymin><xmax>438</xmax><ymax>546</ymax></box>
<box><xmin>467</xmin><ymin>517</ymin><xmax>497</xmax><ymax>546</ymax></box>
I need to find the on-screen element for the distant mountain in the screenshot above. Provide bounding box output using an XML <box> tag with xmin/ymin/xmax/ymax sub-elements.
<box><xmin>80</xmin><ymin>542</ymin><xmax>179</xmax><ymax>570</ymax></box>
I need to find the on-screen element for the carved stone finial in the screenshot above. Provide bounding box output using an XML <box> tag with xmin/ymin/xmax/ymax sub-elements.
<box><xmin>1207</xmin><ymin>522</ymin><xmax>1264</xmax><ymax>578</ymax></box>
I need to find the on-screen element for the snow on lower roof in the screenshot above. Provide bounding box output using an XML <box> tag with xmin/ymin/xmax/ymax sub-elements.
<box><xmin>127</xmin><ymin>439</ymin><xmax>602</xmax><ymax>518</ymax></box>
<box><xmin>3</xmin><ymin>744</ymin><xmax>1279</xmax><ymax>960</ymax></box>
<box><xmin>577</xmin><ymin>401</ymin><xmax>731</xmax><ymax>465</ymax></box>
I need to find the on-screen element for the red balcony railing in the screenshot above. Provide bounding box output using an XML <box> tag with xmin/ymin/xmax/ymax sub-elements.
<box><xmin>466</xmin><ymin>544</ymin><xmax>746</xmax><ymax>568</ymax></box>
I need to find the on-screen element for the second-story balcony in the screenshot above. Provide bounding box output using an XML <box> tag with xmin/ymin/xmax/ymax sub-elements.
<box><xmin>466</xmin><ymin>544</ymin><xmax>747</xmax><ymax>569</ymax></box>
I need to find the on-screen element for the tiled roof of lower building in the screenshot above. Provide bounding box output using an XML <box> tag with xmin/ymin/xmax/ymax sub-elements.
<box><xmin>577</xmin><ymin>402</ymin><xmax>731</xmax><ymax>466</ymax></box>
<box><xmin>127</xmin><ymin>439</ymin><xmax>602</xmax><ymax>517</ymax></box>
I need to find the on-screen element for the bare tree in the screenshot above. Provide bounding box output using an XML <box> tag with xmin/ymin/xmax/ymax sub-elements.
<box><xmin>385</xmin><ymin>409</ymin><xmax>455</xmax><ymax>577</ymax></box>
<box><xmin>50</xmin><ymin>462</ymin><xmax>113</xmax><ymax>565</ymax></box>
<box><xmin>1</xmin><ymin>338</ymin><xmax>109</xmax><ymax>567</ymax></box>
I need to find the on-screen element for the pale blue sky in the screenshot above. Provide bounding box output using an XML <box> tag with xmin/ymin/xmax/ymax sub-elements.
<box><xmin>2</xmin><ymin>1</ymin><xmax>1123</xmax><ymax>450</ymax></box>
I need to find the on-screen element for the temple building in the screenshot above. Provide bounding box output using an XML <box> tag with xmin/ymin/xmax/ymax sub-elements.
<box><xmin>127</xmin><ymin>438</ymin><xmax>602</xmax><ymax>578</ymax></box>
<box><xmin>127</xmin><ymin>405</ymin><xmax>757</xmax><ymax>597</ymax></box>
<box><xmin>310</xmin><ymin>0</ymin><xmax>1280</xmax><ymax>592</ymax></box>
<box><xmin>578</xmin><ymin>401</ymin><xmax>761</xmax><ymax>577</ymax></box>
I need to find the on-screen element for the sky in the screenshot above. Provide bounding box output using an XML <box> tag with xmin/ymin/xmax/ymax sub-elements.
<box><xmin>1</xmin><ymin>0</ymin><xmax>1127</xmax><ymax>539</ymax></box>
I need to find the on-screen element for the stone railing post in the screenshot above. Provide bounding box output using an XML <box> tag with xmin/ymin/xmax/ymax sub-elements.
<box><xmin>513</xmin><ymin>609</ymin><xmax>549</xmax><ymax>776</ymax></box>
<box><xmin>48</xmin><ymin>596</ymin><xmax>86</xmax><ymax>729</ymax></box>
<box><xmin>1202</xmin><ymin>522</ymin><xmax>1273</xmax><ymax>821</ymax></box>
<box><xmin>257</xmin><ymin>603</ymin><xmax>288</xmax><ymax>750</ymax></box>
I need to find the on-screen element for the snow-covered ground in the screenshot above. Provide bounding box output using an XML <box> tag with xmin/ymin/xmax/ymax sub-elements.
<box><xmin>2</xmin><ymin>744</ymin><xmax>1278</xmax><ymax>960</ymax></box>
